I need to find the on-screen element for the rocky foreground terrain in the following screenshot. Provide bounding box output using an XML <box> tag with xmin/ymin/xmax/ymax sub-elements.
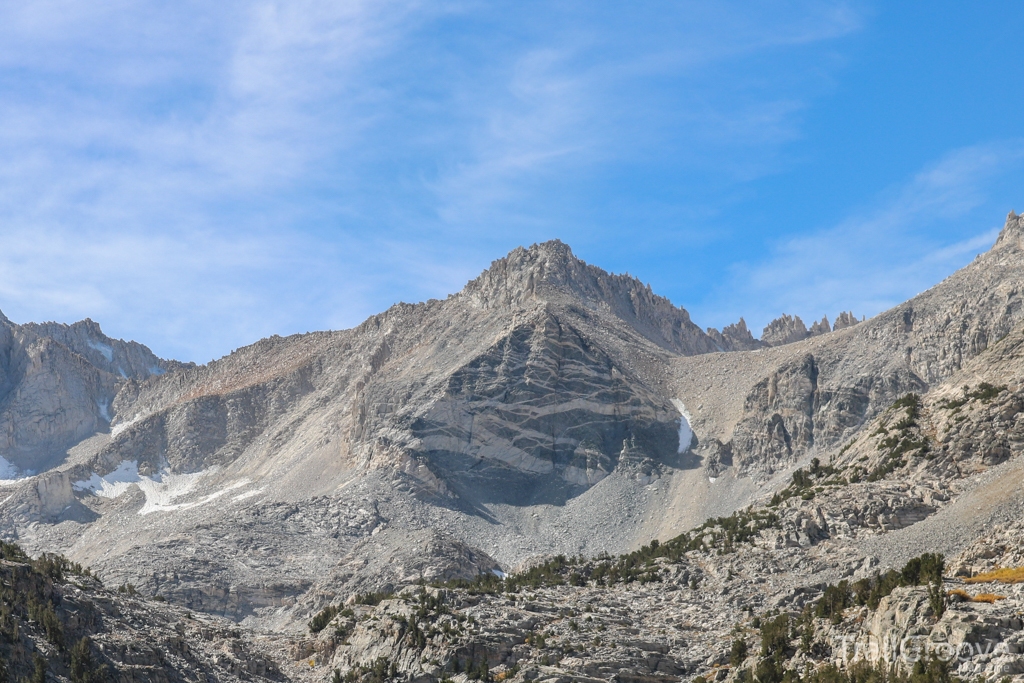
<box><xmin>2</xmin><ymin>212</ymin><xmax>1024</xmax><ymax>682</ymax></box>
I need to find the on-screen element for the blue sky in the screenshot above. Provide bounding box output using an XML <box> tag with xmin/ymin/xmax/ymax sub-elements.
<box><xmin>0</xmin><ymin>1</ymin><xmax>1022</xmax><ymax>363</ymax></box>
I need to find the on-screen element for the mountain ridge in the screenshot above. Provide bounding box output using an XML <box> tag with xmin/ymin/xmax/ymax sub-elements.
<box><xmin>0</xmin><ymin>211</ymin><xmax>1022</xmax><ymax>663</ymax></box>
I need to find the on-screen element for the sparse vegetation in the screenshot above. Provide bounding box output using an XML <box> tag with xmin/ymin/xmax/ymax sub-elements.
<box><xmin>799</xmin><ymin>657</ymin><xmax>958</xmax><ymax>683</ymax></box>
<box><xmin>814</xmin><ymin>554</ymin><xmax>945</xmax><ymax>622</ymax></box>
<box><xmin>866</xmin><ymin>394</ymin><xmax>931</xmax><ymax>480</ymax></box>
<box><xmin>353</xmin><ymin>590</ymin><xmax>395</xmax><ymax>606</ymax></box>
<box><xmin>70</xmin><ymin>636</ymin><xmax>107</xmax><ymax>683</ymax></box>
<box><xmin>938</xmin><ymin>383</ymin><xmax>1007</xmax><ymax>410</ymax></box>
<box><xmin>0</xmin><ymin>540</ymin><xmax>111</xmax><ymax>683</ymax></box>
<box><xmin>730</xmin><ymin>637</ymin><xmax>749</xmax><ymax>666</ymax></box>
<box><xmin>946</xmin><ymin>587</ymin><xmax>1007</xmax><ymax>603</ymax></box>
<box><xmin>310</xmin><ymin>604</ymin><xmax>342</xmax><ymax>634</ymax></box>
<box><xmin>963</xmin><ymin>566</ymin><xmax>1024</xmax><ymax>584</ymax></box>
<box><xmin>343</xmin><ymin>656</ymin><xmax>398</xmax><ymax>683</ymax></box>
<box><xmin>770</xmin><ymin>458</ymin><xmax>846</xmax><ymax>507</ymax></box>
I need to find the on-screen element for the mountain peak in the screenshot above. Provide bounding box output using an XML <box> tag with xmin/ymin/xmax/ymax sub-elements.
<box><xmin>462</xmin><ymin>240</ymin><xmax>719</xmax><ymax>355</ymax></box>
<box><xmin>462</xmin><ymin>239</ymin><xmax>599</xmax><ymax>308</ymax></box>
<box><xmin>993</xmin><ymin>210</ymin><xmax>1023</xmax><ymax>251</ymax></box>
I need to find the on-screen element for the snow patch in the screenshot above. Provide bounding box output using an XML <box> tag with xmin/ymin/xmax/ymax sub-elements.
<box><xmin>73</xmin><ymin>461</ymin><xmax>245</xmax><ymax>515</ymax></box>
<box><xmin>491</xmin><ymin>569</ymin><xmax>507</xmax><ymax>579</ymax></box>
<box><xmin>87</xmin><ymin>339</ymin><xmax>113</xmax><ymax>362</ymax></box>
<box><xmin>148</xmin><ymin>366</ymin><xmax>166</xmax><ymax>376</ymax></box>
<box><xmin>671</xmin><ymin>399</ymin><xmax>694</xmax><ymax>454</ymax></box>
<box><xmin>73</xmin><ymin>460</ymin><xmax>143</xmax><ymax>498</ymax></box>
<box><xmin>97</xmin><ymin>400</ymin><xmax>111</xmax><ymax>422</ymax></box>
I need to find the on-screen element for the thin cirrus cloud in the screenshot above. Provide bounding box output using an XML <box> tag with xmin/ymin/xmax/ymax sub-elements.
<box><xmin>427</xmin><ymin>3</ymin><xmax>863</xmax><ymax>232</ymax></box>
<box><xmin>23</xmin><ymin>1</ymin><xmax>1023</xmax><ymax>365</ymax></box>
<box><xmin>698</xmin><ymin>141</ymin><xmax>1024</xmax><ymax>335</ymax></box>
<box><xmin>0</xmin><ymin>0</ymin><xmax>869</xmax><ymax>362</ymax></box>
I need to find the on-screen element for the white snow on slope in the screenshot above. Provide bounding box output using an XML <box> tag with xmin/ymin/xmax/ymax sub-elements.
<box><xmin>73</xmin><ymin>461</ymin><xmax>248</xmax><ymax>515</ymax></box>
<box><xmin>87</xmin><ymin>339</ymin><xmax>114</xmax><ymax>362</ymax></box>
<box><xmin>97</xmin><ymin>400</ymin><xmax>111</xmax><ymax>422</ymax></box>
<box><xmin>671</xmin><ymin>399</ymin><xmax>694</xmax><ymax>454</ymax></box>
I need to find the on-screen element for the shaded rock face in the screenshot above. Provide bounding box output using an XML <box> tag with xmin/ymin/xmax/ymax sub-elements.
<box><xmin>732</xmin><ymin>353</ymin><xmax>819</xmax><ymax>475</ymax></box>
<box><xmin>761</xmin><ymin>314</ymin><xmax>810</xmax><ymax>346</ymax></box>
<box><xmin>731</xmin><ymin>354</ymin><xmax>928</xmax><ymax>478</ymax></box>
<box><xmin>100</xmin><ymin>360</ymin><xmax>321</xmax><ymax>476</ymax></box>
<box><xmin>0</xmin><ymin>314</ymin><xmax>175</xmax><ymax>473</ymax></box>
<box><xmin>412</xmin><ymin>312</ymin><xmax>681</xmax><ymax>504</ymax></box>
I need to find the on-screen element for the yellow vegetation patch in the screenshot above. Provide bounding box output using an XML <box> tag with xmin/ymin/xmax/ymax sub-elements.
<box><xmin>946</xmin><ymin>588</ymin><xmax>1007</xmax><ymax>603</ymax></box>
<box><xmin>964</xmin><ymin>567</ymin><xmax>1024</xmax><ymax>584</ymax></box>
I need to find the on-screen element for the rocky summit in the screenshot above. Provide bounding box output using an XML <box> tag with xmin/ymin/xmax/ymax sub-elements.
<box><xmin>2</xmin><ymin>212</ymin><xmax>1024</xmax><ymax>683</ymax></box>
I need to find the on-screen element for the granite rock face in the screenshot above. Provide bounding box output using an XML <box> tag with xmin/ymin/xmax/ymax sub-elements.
<box><xmin>695</xmin><ymin>213</ymin><xmax>1024</xmax><ymax>480</ymax></box>
<box><xmin>0</xmin><ymin>313</ymin><xmax>178</xmax><ymax>474</ymax></box>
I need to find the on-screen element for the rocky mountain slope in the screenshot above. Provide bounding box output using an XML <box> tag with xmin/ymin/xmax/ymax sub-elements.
<box><xmin>0</xmin><ymin>313</ymin><xmax>182</xmax><ymax>478</ymax></box>
<box><xmin>295</xmin><ymin>288</ymin><xmax>1024</xmax><ymax>683</ymax></box>
<box><xmin>2</xmin><ymin>211</ymin><xmax>1024</xmax><ymax>683</ymax></box>
<box><xmin>0</xmin><ymin>539</ymin><xmax>282</xmax><ymax>683</ymax></box>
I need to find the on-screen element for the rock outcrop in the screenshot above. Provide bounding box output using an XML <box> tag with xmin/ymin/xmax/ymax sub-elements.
<box><xmin>708</xmin><ymin>318</ymin><xmax>764</xmax><ymax>351</ymax></box>
<box><xmin>808</xmin><ymin>315</ymin><xmax>831</xmax><ymax>337</ymax></box>
<box><xmin>761</xmin><ymin>314</ymin><xmax>810</xmax><ymax>346</ymax></box>
<box><xmin>833</xmin><ymin>310</ymin><xmax>860</xmax><ymax>331</ymax></box>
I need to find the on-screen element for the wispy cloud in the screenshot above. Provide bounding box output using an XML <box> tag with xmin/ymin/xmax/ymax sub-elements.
<box><xmin>698</xmin><ymin>141</ymin><xmax>1024</xmax><ymax>334</ymax></box>
<box><xmin>0</xmin><ymin>1</ymin><xmax>869</xmax><ymax>361</ymax></box>
<box><xmin>427</xmin><ymin>2</ymin><xmax>864</xmax><ymax>233</ymax></box>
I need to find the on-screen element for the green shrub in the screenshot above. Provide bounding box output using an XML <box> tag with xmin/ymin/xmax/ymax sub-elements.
<box><xmin>310</xmin><ymin>604</ymin><xmax>341</xmax><ymax>634</ymax></box>
<box><xmin>730</xmin><ymin>637</ymin><xmax>748</xmax><ymax>666</ymax></box>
